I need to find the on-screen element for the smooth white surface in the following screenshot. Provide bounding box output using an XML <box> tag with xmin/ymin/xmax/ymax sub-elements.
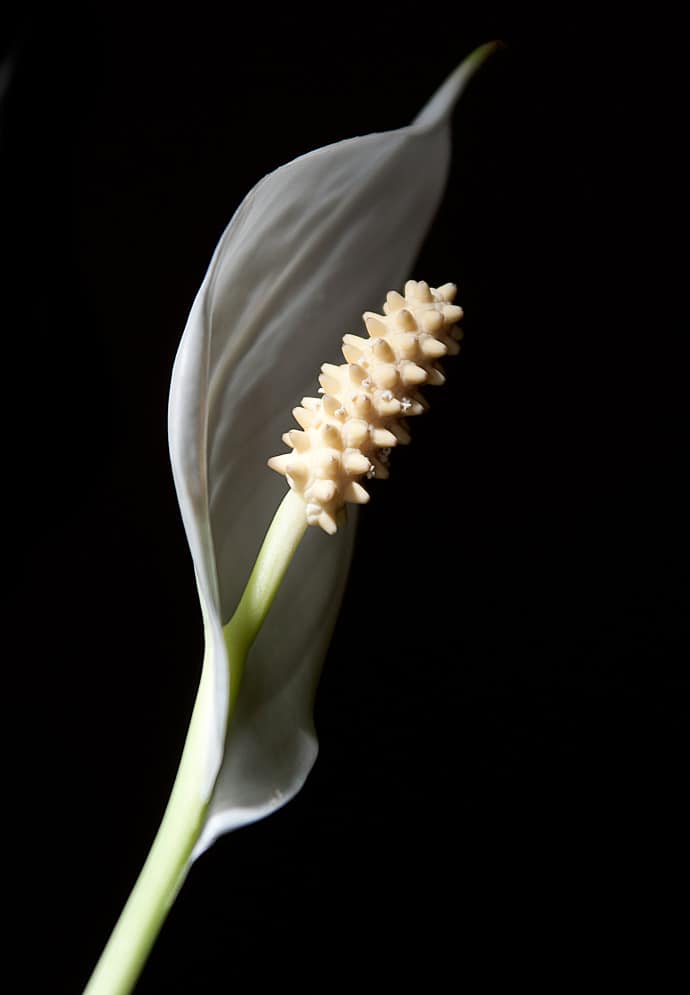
<box><xmin>167</xmin><ymin>58</ymin><xmax>475</xmax><ymax>856</ymax></box>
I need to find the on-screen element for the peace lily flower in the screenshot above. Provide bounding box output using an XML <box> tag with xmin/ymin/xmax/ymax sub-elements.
<box><xmin>84</xmin><ymin>41</ymin><xmax>499</xmax><ymax>995</ymax></box>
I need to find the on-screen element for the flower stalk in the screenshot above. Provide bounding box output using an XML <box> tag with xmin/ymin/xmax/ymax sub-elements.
<box><xmin>84</xmin><ymin>489</ymin><xmax>307</xmax><ymax>995</ymax></box>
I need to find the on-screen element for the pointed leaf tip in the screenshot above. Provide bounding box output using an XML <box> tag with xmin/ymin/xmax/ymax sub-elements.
<box><xmin>412</xmin><ymin>40</ymin><xmax>504</xmax><ymax>130</ymax></box>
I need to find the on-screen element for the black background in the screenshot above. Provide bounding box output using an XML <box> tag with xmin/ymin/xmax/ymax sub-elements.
<box><xmin>4</xmin><ymin>4</ymin><xmax>687</xmax><ymax>991</ymax></box>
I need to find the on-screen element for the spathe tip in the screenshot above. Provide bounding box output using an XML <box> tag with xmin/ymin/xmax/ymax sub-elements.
<box><xmin>412</xmin><ymin>40</ymin><xmax>505</xmax><ymax>131</ymax></box>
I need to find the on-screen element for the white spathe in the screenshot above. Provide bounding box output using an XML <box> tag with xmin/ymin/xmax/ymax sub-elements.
<box><xmin>167</xmin><ymin>46</ymin><xmax>496</xmax><ymax>858</ymax></box>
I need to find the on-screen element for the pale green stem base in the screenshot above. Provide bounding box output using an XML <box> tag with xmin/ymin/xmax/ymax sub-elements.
<box><xmin>223</xmin><ymin>489</ymin><xmax>308</xmax><ymax>713</ymax></box>
<box><xmin>83</xmin><ymin>489</ymin><xmax>307</xmax><ymax>995</ymax></box>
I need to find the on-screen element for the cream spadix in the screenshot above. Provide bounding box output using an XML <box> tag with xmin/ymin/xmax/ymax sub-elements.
<box><xmin>268</xmin><ymin>279</ymin><xmax>463</xmax><ymax>533</ymax></box>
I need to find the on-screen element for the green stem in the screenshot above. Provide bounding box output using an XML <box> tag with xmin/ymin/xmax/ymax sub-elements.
<box><xmin>223</xmin><ymin>489</ymin><xmax>308</xmax><ymax>711</ymax></box>
<box><xmin>83</xmin><ymin>489</ymin><xmax>308</xmax><ymax>995</ymax></box>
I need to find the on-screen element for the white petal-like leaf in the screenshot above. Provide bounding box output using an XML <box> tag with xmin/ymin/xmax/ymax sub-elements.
<box><xmin>168</xmin><ymin>46</ymin><xmax>496</xmax><ymax>858</ymax></box>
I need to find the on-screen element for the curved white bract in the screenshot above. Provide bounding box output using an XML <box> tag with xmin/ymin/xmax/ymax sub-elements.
<box><xmin>167</xmin><ymin>45</ymin><xmax>497</xmax><ymax>857</ymax></box>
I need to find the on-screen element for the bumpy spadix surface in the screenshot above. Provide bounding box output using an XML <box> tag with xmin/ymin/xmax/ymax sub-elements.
<box><xmin>269</xmin><ymin>280</ymin><xmax>463</xmax><ymax>532</ymax></box>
